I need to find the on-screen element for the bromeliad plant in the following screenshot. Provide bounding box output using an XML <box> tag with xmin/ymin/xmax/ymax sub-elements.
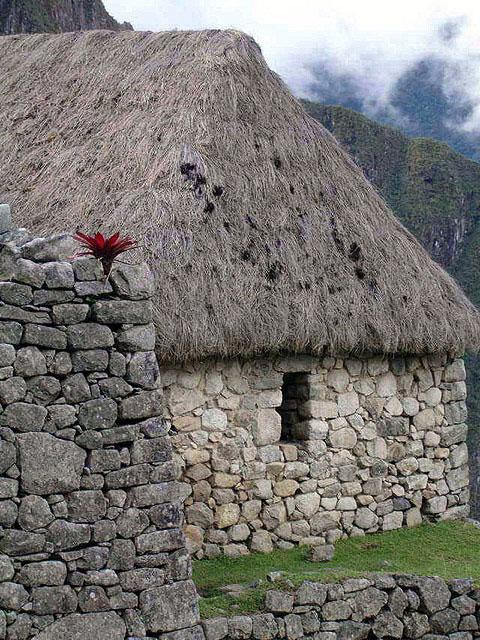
<box><xmin>72</xmin><ymin>231</ymin><xmax>137</xmax><ymax>277</ymax></box>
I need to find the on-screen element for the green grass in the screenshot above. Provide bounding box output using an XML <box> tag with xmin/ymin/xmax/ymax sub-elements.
<box><xmin>193</xmin><ymin>521</ymin><xmax>480</xmax><ymax>618</ymax></box>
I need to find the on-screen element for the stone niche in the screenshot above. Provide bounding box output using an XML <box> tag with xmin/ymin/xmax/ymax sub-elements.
<box><xmin>161</xmin><ymin>354</ymin><xmax>469</xmax><ymax>558</ymax></box>
<box><xmin>0</xmin><ymin>230</ymin><xmax>202</xmax><ymax>640</ymax></box>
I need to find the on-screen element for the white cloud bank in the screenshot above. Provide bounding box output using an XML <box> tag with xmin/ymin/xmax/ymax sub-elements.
<box><xmin>104</xmin><ymin>0</ymin><xmax>480</xmax><ymax>131</ymax></box>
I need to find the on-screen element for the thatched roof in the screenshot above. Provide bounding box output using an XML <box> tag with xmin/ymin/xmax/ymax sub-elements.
<box><xmin>0</xmin><ymin>29</ymin><xmax>479</xmax><ymax>361</ymax></box>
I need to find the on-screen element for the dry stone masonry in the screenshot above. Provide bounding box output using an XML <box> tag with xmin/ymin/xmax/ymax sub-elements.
<box><xmin>202</xmin><ymin>573</ymin><xmax>480</xmax><ymax>639</ymax></box>
<box><xmin>161</xmin><ymin>355</ymin><xmax>469</xmax><ymax>558</ymax></box>
<box><xmin>0</xmin><ymin>222</ymin><xmax>202</xmax><ymax>639</ymax></box>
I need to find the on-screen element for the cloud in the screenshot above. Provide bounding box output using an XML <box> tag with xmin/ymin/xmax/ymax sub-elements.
<box><xmin>104</xmin><ymin>0</ymin><xmax>480</xmax><ymax>132</ymax></box>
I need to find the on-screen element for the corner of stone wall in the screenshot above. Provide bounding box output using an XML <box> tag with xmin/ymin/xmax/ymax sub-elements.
<box><xmin>0</xmin><ymin>219</ymin><xmax>203</xmax><ymax>639</ymax></box>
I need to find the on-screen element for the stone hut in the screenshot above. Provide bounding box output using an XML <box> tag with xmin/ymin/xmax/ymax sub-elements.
<box><xmin>1</xmin><ymin>29</ymin><xmax>480</xmax><ymax>558</ymax></box>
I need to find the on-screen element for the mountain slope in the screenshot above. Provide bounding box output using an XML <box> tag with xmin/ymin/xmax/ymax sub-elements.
<box><xmin>305</xmin><ymin>100</ymin><xmax>480</xmax><ymax>514</ymax></box>
<box><xmin>0</xmin><ymin>0</ymin><xmax>132</xmax><ymax>34</ymax></box>
<box><xmin>307</xmin><ymin>58</ymin><xmax>480</xmax><ymax>162</ymax></box>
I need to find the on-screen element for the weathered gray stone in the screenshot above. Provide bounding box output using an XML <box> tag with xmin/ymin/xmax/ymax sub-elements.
<box><xmin>119</xmin><ymin>389</ymin><xmax>163</xmax><ymax>420</ymax></box>
<box><xmin>116</xmin><ymin>323</ymin><xmax>156</xmax><ymax>351</ymax></box>
<box><xmin>441</xmin><ymin>424</ymin><xmax>468</xmax><ymax>446</ymax></box>
<box><xmin>265</xmin><ymin>590</ymin><xmax>294</xmax><ymax>613</ymax></box>
<box><xmin>67</xmin><ymin>491</ymin><xmax>107</xmax><ymax>523</ymax></box>
<box><xmin>229</xmin><ymin>615</ymin><xmax>254</xmax><ymax>639</ymax></box>
<box><xmin>0</xmin><ymin>320</ymin><xmax>22</xmax><ymax>343</ymax></box>
<box><xmin>0</xmin><ymin>439</ymin><xmax>16</xmax><ymax>472</ymax></box>
<box><xmin>140</xmin><ymin>580</ymin><xmax>199</xmax><ymax>632</ymax></box>
<box><xmin>127</xmin><ymin>351</ymin><xmax>160</xmax><ymax>389</ymax></box>
<box><xmin>15</xmin><ymin>257</ymin><xmax>45</xmax><ymax>287</ymax></box>
<box><xmin>0</xmin><ymin>554</ymin><xmax>14</xmax><ymax>581</ymax></box>
<box><xmin>98</xmin><ymin>376</ymin><xmax>132</xmax><ymax>398</ymax></box>
<box><xmin>105</xmin><ymin>464</ymin><xmax>151</xmax><ymax>489</ymax></box>
<box><xmin>296</xmin><ymin>580</ymin><xmax>328</xmax><ymax>605</ymax></box>
<box><xmin>34</xmin><ymin>288</ymin><xmax>75</xmax><ymax>305</ymax></box>
<box><xmin>120</xmin><ymin>567</ymin><xmax>165</xmax><ymax>591</ymax></box>
<box><xmin>18</xmin><ymin>432</ymin><xmax>85</xmax><ymax>494</ymax></box>
<box><xmin>131</xmin><ymin>436</ymin><xmax>172</xmax><ymax>464</ymax></box>
<box><xmin>0</xmin><ymin>530</ymin><xmax>45</xmax><ymax>555</ymax></box>
<box><xmin>44</xmin><ymin>262</ymin><xmax>74</xmax><ymax>288</ymax></box>
<box><xmin>18</xmin><ymin>495</ymin><xmax>54</xmax><ymax>530</ymax></box>
<box><xmin>413</xmin><ymin>576</ymin><xmax>452</xmax><ymax>613</ymax></box>
<box><xmin>0</xmin><ymin>477</ymin><xmax>17</xmax><ymax>498</ymax></box>
<box><xmin>135</xmin><ymin>529</ymin><xmax>185</xmax><ymax>554</ymax></box>
<box><xmin>23</xmin><ymin>324</ymin><xmax>67</xmax><ymax>349</ymax></box>
<box><xmin>111</xmin><ymin>263</ymin><xmax>155</xmax><ymax>300</ymax></box>
<box><xmin>378</xmin><ymin>416</ymin><xmax>409</xmax><ymax>437</ymax></box>
<box><xmin>445</xmin><ymin>401</ymin><xmax>468</xmax><ymax>425</ymax></box>
<box><xmin>93</xmin><ymin>299</ymin><xmax>153</xmax><ymax>324</ymax></box>
<box><xmin>67</xmin><ymin>324</ymin><xmax>114</xmax><ymax>349</ymax></box>
<box><xmin>116</xmin><ymin>508</ymin><xmax>150</xmax><ymax>538</ymax></box>
<box><xmin>430</xmin><ymin>608</ymin><xmax>461</xmax><ymax>633</ymax></box>
<box><xmin>32</xmin><ymin>611</ymin><xmax>126</xmax><ymax>640</ymax></box>
<box><xmin>18</xmin><ymin>561</ymin><xmax>67</xmax><ymax>586</ymax></box>
<box><xmin>0</xmin><ymin>203</ymin><xmax>12</xmax><ymax>233</ymax></box>
<box><xmin>372</xmin><ymin>611</ymin><xmax>403</xmax><ymax>638</ymax></box>
<box><xmin>0</xmin><ymin>402</ymin><xmax>47</xmax><ymax>431</ymax></box>
<box><xmin>0</xmin><ymin>302</ymin><xmax>50</xmax><ymax>323</ymax></box>
<box><xmin>352</xmin><ymin>586</ymin><xmax>388</xmax><ymax>620</ymax></box>
<box><xmin>71</xmin><ymin>349</ymin><xmax>109</xmax><ymax>372</ymax></box>
<box><xmin>202</xmin><ymin>617</ymin><xmax>229</xmax><ymax>640</ymax></box>
<box><xmin>47</xmin><ymin>520</ymin><xmax>91</xmax><ymax>551</ymax></box>
<box><xmin>0</xmin><ymin>500</ymin><xmax>18</xmax><ymax>526</ymax></box>
<box><xmin>72</xmin><ymin>257</ymin><xmax>104</xmax><ymax>281</ymax></box>
<box><xmin>0</xmin><ymin>343</ymin><xmax>15</xmax><ymax>367</ymax></box>
<box><xmin>0</xmin><ymin>581</ymin><xmax>29</xmax><ymax>610</ymax></box>
<box><xmin>337</xmin><ymin>621</ymin><xmax>369</xmax><ymax>640</ymax></box>
<box><xmin>74</xmin><ymin>280</ymin><xmax>113</xmax><ymax>296</ymax></box>
<box><xmin>27</xmin><ymin>375</ymin><xmax>62</xmax><ymax>404</ymax></box>
<box><xmin>62</xmin><ymin>373</ymin><xmax>91</xmax><ymax>403</ymax></box>
<box><xmin>88</xmin><ymin>449</ymin><xmax>121</xmax><ymax>473</ymax></box>
<box><xmin>21</xmin><ymin>234</ymin><xmax>77</xmax><ymax>262</ymax></box>
<box><xmin>322</xmin><ymin>600</ymin><xmax>352</xmax><ymax>620</ymax></box>
<box><xmin>0</xmin><ymin>282</ymin><xmax>32</xmax><ymax>306</ymax></box>
<box><xmin>78</xmin><ymin>398</ymin><xmax>117</xmax><ymax>430</ymax></box>
<box><xmin>52</xmin><ymin>304</ymin><xmax>89</xmax><ymax>325</ymax></box>
<box><xmin>0</xmin><ymin>376</ymin><xmax>26</xmax><ymax>403</ymax></box>
<box><xmin>15</xmin><ymin>346</ymin><xmax>47</xmax><ymax>376</ymax></box>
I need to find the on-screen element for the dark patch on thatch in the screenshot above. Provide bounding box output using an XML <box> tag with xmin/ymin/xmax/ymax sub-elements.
<box><xmin>0</xmin><ymin>29</ymin><xmax>479</xmax><ymax>361</ymax></box>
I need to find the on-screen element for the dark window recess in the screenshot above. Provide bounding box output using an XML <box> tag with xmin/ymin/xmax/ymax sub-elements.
<box><xmin>276</xmin><ymin>372</ymin><xmax>310</xmax><ymax>441</ymax></box>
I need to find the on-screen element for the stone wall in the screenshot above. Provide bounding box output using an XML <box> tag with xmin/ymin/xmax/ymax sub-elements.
<box><xmin>161</xmin><ymin>354</ymin><xmax>470</xmax><ymax>558</ymax></box>
<box><xmin>0</xmin><ymin>225</ymin><xmax>202</xmax><ymax>639</ymax></box>
<box><xmin>202</xmin><ymin>573</ymin><xmax>480</xmax><ymax>639</ymax></box>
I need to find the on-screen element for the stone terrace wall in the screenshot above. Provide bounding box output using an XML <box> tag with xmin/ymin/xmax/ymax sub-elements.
<box><xmin>161</xmin><ymin>355</ymin><xmax>469</xmax><ymax>558</ymax></box>
<box><xmin>0</xmin><ymin>227</ymin><xmax>202</xmax><ymax>639</ymax></box>
<box><xmin>202</xmin><ymin>573</ymin><xmax>480</xmax><ymax>639</ymax></box>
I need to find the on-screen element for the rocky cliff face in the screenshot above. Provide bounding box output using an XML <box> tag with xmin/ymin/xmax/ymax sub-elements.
<box><xmin>305</xmin><ymin>100</ymin><xmax>480</xmax><ymax>518</ymax></box>
<box><xmin>0</xmin><ymin>0</ymin><xmax>132</xmax><ymax>34</ymax></box>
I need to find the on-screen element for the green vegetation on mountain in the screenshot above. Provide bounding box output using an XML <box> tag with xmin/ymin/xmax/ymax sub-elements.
<box><xmin>0</xmin><ymin>0</ymin><xmax>132</xmax><ymax>35</ymax></box>
<box><xmin>195</xmin><ymin>521</ymin><xmax>480</xmax><ymax>618</ymax></box>
<box><xmin>304</xmin><ymin>100</ymin><xmax>480</xmax><ymax>513</ymax></box>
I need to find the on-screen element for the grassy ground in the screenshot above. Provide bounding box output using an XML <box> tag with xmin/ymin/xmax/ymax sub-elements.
<box><xmin>193</xmin><ymin>521</ymin><xmax>480</xmax><ymax>618</ymax></box>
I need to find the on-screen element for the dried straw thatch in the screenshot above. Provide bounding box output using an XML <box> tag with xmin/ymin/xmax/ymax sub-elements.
<box><xmin>0</xmin><ymin>29</ymin><xmax>479</xmax><ymax>361</ymax></box>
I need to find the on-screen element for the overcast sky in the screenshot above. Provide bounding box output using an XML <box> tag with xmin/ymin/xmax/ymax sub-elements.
<box><xmin>103</xmin><ymin>1</ymin><xmax>480</xmax><ymax>130</ymax></box>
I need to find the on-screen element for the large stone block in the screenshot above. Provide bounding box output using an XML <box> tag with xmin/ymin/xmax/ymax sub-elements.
<box><xmin>93</xmin><ymin>300</ymin><xmax>153</xmax><ymax>324</ymax></box>
<box><xmin>32</xmin><ymin>612</ymin><xmax>126</xmax><ymax>640</ymax></box>
<box><xmin>140</xmin><ymin>580</ymin><xmax>200</xmax><ymax>632</ymax></box>
<box><xmin>18</xmin><ymin>433</ymin><xmax>86</xmax><ymax>495</ymax></box>
<box><xmin>253</xmin><ymin>409</ymin><xmax>281</xmax><ymax>445</ymax></box>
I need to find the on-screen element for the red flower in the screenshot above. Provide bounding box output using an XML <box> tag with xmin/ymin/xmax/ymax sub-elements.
<box><xmin>73</xmin><ymin>231</ymin><xmax>137</xmax><ymax>275</ymax></box>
